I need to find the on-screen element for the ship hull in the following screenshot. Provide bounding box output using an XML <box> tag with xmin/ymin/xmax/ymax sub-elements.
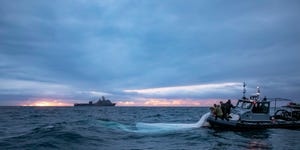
<box><xmin>207</xmin><ymin>115</ymin><xmax>300</xmax><ymax>130</ymax></box>
<box><xmin>74</xmin><ymin>103</ymin><xmax>116</xmax><ymax>106</ymax></box>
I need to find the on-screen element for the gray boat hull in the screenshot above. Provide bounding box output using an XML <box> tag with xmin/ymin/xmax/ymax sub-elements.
<box><xmin>207</xmin><ymin>115</ymin><xmax>300</xmax><ymax>130</ymax></box>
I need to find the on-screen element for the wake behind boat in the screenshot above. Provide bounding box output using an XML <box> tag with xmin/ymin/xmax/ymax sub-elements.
<box><xmin>207</xmin><ymin>82</ymin><xmax>300</xmax><ymax>130</ymax></box>
<box><xmin>74</xmin><ymin>96</ymin><xmax>116</xmax><ymax>106</ymax></box>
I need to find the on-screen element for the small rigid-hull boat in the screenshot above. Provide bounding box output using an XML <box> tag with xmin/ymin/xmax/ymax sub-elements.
<box><xmin>207</xmin><ymin>114</ymin><xmax>300</xmax><ymax>130</ymax></box>
<box><xmin>207</xmin><ymin>83</ymin><xmax>300</xmax><ymax>130</ymax></box>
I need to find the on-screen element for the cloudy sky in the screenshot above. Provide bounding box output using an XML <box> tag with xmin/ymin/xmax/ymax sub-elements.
<box><xmin>0</xmin><ymin>0</ymin><xmax>299</xmax><ymax>106</ymax></box>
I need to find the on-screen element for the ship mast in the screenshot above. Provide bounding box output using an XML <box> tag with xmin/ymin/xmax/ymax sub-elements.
<box><xmin>243</xmin><ymin>82</ymin><xmax>247</xmax><ymax>100</ymax></box>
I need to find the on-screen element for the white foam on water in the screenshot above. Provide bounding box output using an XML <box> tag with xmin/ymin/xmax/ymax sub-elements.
<box><xmin>134</xmin><ymin>112</ymin><xmax>210</xmax><ymax>133</ymax></box>
<box><xmin>195</xmin><ymin>112</ymin><xmax>211</xmax><ymax>127</ymax></box>
<box><xmin>97</xmin><ymin>112</ymin><xmax>211</xmax><ymax>134</ymax></box>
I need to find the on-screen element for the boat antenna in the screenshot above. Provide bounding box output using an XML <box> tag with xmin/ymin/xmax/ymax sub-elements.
<box><xmin>256</xmin><ymin>86</ymin><xmax>260</xmax><ymax>100</ymax></box>
<box><xmin>243</xmin><ymin>82</ymin><xmax>247</xmax><ymax>100</ymax></box>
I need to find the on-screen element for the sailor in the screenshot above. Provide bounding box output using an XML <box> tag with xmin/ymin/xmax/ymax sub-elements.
<box><xmin>263</xmin><ymin>96</ymin><xmax>267</xmax><ymax>101</ymax></box>
<box><xmin>225</xmin><ymin>99</ymin><xmax>234</xmax><ymax>118</ymax></box>
<box><xmin>220</xmin><ymin>101</ymin><xmax>228</xmax><ymax>120</ymax></box>
<box><xmin>211</xmin><ymin>104</ymin><xmax>217</xmax><ymax>116</ymax></box>
<box><xmin>209</xmin><ymin>106</ymin><xmax>215</xmax><ymax>116</ymax></box>
<box><xmin>210</xmin><ymin>104</ymin><xmax>218</xmax><ymax>120</ymax></box>
<box><xmin>215</xmin><ymin>105</ymin><xmax>223</xmax><ymax>120</ymax></box>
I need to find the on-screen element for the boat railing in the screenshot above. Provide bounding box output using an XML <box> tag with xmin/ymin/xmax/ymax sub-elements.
<box><xmin>267</xmin><ymin>98</ymin><xmax>292</xmax><ymax>113</ymax></box>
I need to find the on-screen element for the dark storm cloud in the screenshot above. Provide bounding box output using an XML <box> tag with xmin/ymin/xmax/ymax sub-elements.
<box><xmin>0</xmin><ymin>0</ymin><xmax>300</xmax><ymax>105</ymax></box>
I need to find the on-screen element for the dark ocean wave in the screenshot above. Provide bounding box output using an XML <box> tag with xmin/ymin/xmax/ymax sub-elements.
<box><xmin>1</xmin><ymin>107</ymin><xmax>300</xmax><ymax>150</ymax></box>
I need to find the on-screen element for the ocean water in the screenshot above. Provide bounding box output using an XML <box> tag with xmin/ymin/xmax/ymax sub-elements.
<box><xmin>0</xmin><ymin>107</ymin><xmax>299</xmax><ymax>150</ymax></box>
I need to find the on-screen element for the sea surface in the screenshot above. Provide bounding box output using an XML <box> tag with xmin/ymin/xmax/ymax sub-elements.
<box><xmin>0</xmin><ymin>106</ymin><xmax>299</xmax><ymax>150</ymax></box>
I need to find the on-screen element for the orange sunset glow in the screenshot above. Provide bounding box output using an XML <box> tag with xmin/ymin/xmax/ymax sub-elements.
<box><xmin>20</xmin><ymin>98</ymin><xmax>236</xmax><ymax>107</ymax></box>
<box><xmin>22</xmin><ymin>99</ymin><xmax>72</xmax><ymax>106</ymax></box>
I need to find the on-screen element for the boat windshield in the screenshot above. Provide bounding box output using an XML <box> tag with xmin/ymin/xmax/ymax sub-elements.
<box><xmin>236</xmin><ymin>101</ymin><xmax>243</xmax><ymax>108</ymax></box>
<box><xmin>236</xmin><ymin>100</ymin><xmax>253</xmax><ymax>109</ymax></box>
<box><xmin>241</xmin><ymin>101</ymin><xmax>253</xmax><ymax>109</ymax></box>
<box><xmin>252</xmin><ymin>102</ymin><xmax>270</xmax><ymax>113</ymax></box>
